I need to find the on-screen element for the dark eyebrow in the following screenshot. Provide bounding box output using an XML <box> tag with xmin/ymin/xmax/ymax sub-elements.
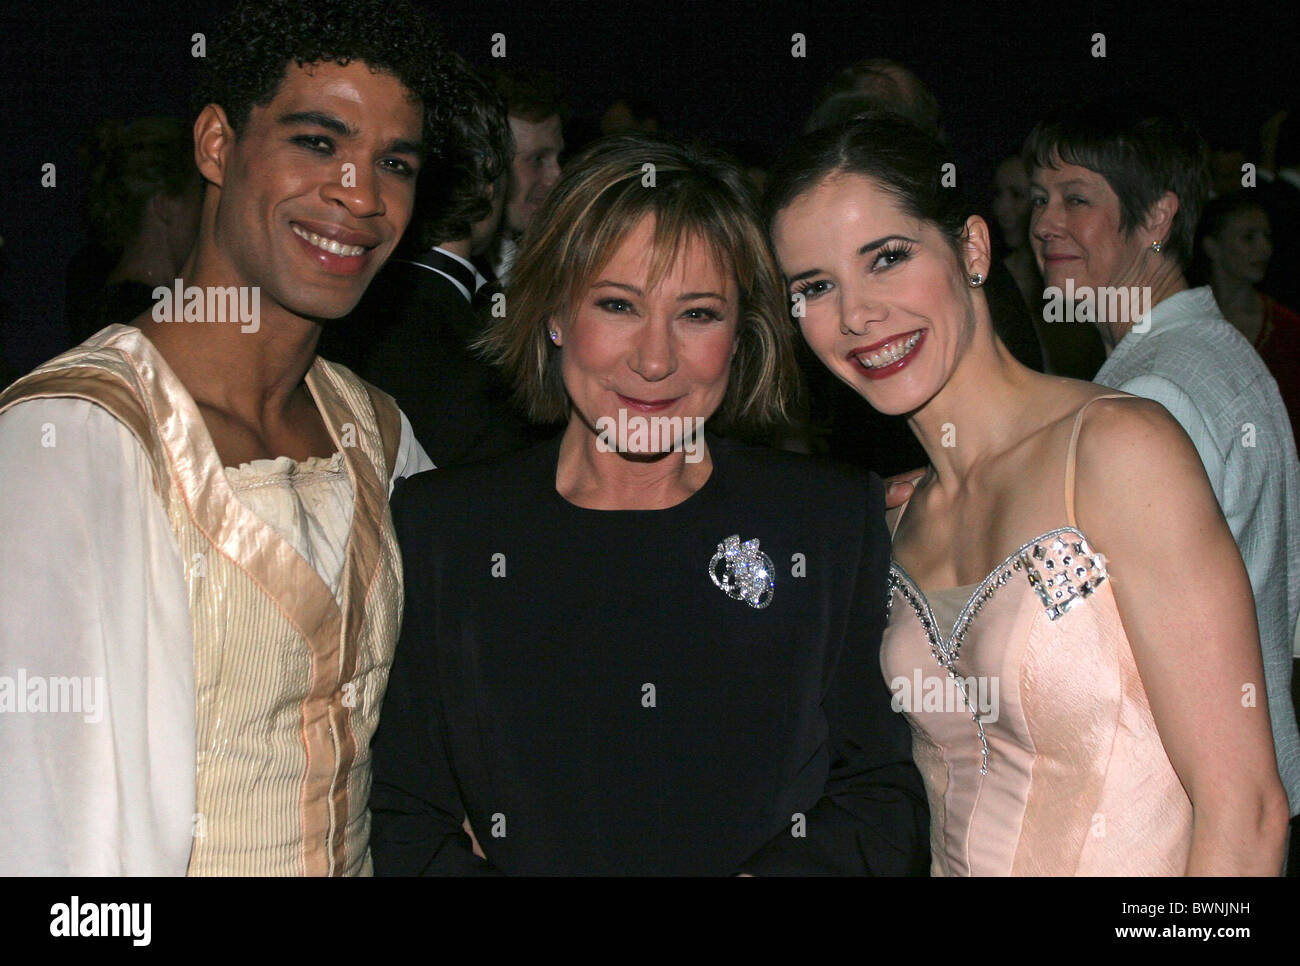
<box><xmin>278</xmin><ymin>111</ymin><xmax>425</xmax><ymax>159</ymax></box>
<box><xmin>786</xmin><ymin>234</ymin><xmax>918</xmax><ymax>284</ymax></box>
<box><xmin>278</xmin><ymin>110</ymin><xmax>354</xmax><ymax>137</ymax></box>
<box><xmin>858</xmin><ymin>234</ymin><xmax>918</xmax><ymax>255</ymax></box>
<box><xmin>385</xmin><ymin>137</ymin><xmax>425</xmax><ymax>160</ymax></box>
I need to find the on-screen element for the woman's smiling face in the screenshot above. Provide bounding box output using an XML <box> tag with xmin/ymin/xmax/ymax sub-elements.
<box><xmin>557</xmin><ymin>213</ymin><xmax>739</xmax><ymax>453</ymax></box>
<box><xmin>1028</xmin><ymin>160</ymin><xmax>1142</xmax><ymax>294</ymax></box>
<box><xmin>772</xmin><ymin>172</ymin><xmax>979</xmax><ymax>416</ymax></box>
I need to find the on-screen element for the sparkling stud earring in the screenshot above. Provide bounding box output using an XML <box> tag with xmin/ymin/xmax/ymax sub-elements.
<box><xmin>549</xmin><ymin>330</ymin><xmax>559</xmax><ymax>344</ymax></box>
<box><xmin>1151</xmin><ymin>240</ymin><xmax>1163</xmax><ymax>254</ymax></box>
<box><xmin>968</xmin><ymin>273</ymin><xmax>984</xmax><ymax>287</ymax></box>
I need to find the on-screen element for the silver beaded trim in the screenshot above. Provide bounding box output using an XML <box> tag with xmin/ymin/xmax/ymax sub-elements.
<box><xmin>888</xmin><ymin>568</ymin><xmax>991</xmax><ymax>775</ymax></box>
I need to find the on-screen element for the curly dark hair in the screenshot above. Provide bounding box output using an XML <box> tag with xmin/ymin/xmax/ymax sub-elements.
<box><xmin>411</xmin><ymin>57</ymin><xmax>513</xmax><ymax>249</ymax></box>
<box><xmin>192</xmin><ymin>0</ymin><xmax>459</xmax><ymax>159</ymax></box>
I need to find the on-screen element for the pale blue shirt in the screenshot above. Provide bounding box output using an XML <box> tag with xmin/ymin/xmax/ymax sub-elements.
<box><xmin>1094</xmin><ymin>286</ymin><xmax>1300</xmax><ymax>814</ymax></box>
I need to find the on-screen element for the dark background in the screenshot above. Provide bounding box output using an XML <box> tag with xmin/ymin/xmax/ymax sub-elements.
<box><xmin>2</xmin><ymin>0</ymin><xmax>1297</xmax><ymax>376</ymax></box>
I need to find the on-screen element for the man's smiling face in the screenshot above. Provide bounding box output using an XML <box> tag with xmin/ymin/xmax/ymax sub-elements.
<box><xmin>205</xmin><ymin>59</ymin><xmax>425</xmax><ymax>321</ymax></box>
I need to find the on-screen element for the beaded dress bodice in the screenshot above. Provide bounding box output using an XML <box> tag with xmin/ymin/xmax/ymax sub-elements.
<box><xmin>887</xmin><ymin>528</ymin><xmax>1111</xmax><ymax>777</ymax></box>
<box><xmin>879</xmin><ymin>395</ymin><xmax>1193</xmax><ymax>876</ymax></box>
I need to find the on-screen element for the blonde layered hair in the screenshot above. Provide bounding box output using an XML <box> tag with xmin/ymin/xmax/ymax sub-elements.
<box><xmin>477</xmin><ymin>133</ymin><xmax>800</xmax><ymax>433</ymax></box>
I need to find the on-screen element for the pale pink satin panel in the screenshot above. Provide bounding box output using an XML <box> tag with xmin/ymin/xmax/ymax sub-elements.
<box><xmin>883</xmin><ymin>550</ymin><xmax>1194</xmax><ymax>876</ymax></box>
<box><xmin>1012</xmin><ymin>585</ymin><xmax>1123</xmax><ymax>874</ymax></box>
<box><xmin>884</xmin><ymin>584</ymin><xmax>1038</xmax><ymax>876</ymax></box>
<box><xmin>1074</xmin><ymin>589</ymin><xmax>1192</xmax><ymax>875</ymax></box>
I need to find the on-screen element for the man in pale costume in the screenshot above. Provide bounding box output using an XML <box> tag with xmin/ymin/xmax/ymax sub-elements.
<box><xmin>0</xmin><ymin>0</ymin><xmax>458</xmax><ymax>875</ymax></box>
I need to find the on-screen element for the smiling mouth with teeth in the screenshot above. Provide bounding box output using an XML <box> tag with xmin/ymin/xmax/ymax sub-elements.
<box><xmin>855</xmin><ymin>331</ymin><xmax>922</xmax><ymax>369</ymax></box>
<box><xmin>291</xmin><ymin>224</ymin><xmax>368</xmax><ymax>257</ymax></box>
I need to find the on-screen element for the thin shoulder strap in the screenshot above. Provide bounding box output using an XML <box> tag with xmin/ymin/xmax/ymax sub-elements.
<box><xmin>1064</xmin><ymin>393</ymin><xmax>1131</xmax><ymax>528</ymax></box>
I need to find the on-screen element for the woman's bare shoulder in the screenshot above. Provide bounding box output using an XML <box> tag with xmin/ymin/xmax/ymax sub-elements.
<box><xmin>1070</xmin><ymin>391</ymin><xmax>1216</xmax><ymax>535</ymax></box>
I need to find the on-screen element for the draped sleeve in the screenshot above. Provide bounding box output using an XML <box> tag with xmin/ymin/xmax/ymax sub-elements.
<box><xmin>0</xmin><ymin>398</ymin><xmax>195</xmax><ymax>875</ymax></box>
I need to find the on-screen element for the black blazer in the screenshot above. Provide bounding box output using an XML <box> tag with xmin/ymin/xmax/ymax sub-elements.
<box><xmin>370</xmin><ymin>434</ymin><xmax>930</xmax><ymax>875</ymax></box>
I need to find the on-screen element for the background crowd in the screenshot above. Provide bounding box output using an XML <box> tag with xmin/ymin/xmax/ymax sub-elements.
<box><xmin>1</xmin><ymin>0</ymin><xmax>1298</xmax><ymax>877</ymax></box>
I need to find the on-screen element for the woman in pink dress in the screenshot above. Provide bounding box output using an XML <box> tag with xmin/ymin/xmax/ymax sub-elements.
<box><xmin>763</xmin><ymin>113</ymin><xmax>1289</xmax><ymax>875</ymax></box>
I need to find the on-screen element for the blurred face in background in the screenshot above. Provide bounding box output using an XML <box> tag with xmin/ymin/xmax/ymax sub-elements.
<box><xmin>505</xmin><ymin>113</ymin><xmax>563</xmax><ymax>238</ymax></box>
<box><xmin>1028</xmin><ymin>160</ymin><xmax>1149</xmax><ymax>294</ymax></box>
<box><xmin>1204</xmin><ymin>206</ymin><xmax>1272</xmax><ymax>286</ymax></box>
<box><xmin>600</xmin><ymin>100</ymin><xmax>659</xmax><ymax>136</ymax></box>
<box><xmin>992</xmin><ymin>156</ymin><xmax>1031</xmax><ymax>251</ymax></box>
<box><xmin>1209</xmin><ymin>148</ymin><xmax>1248</xmax><ymax>198</ymax></box>
<box><xmin>157</xmin><ymin>175</ymin><xmax>204</xmax><ymax>274</ymax></box>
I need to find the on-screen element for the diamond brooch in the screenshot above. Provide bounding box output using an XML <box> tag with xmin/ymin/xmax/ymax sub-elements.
<box><xmin>709</xmin><ymin>534</ymin><xmax>775</xmax><ymax>609</ymax></box>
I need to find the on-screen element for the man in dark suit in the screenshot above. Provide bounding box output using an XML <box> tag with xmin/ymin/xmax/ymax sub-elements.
<box><xmin>325</xmin><ymin>58</ymin><xmax>542</xmax><ymax>467</ymax></box>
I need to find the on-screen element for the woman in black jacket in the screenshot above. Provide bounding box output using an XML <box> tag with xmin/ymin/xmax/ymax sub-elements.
<box><xmin>369</xmin><ymin>133</ymin><xmax>928</xmax><ymax>876</ymax></box>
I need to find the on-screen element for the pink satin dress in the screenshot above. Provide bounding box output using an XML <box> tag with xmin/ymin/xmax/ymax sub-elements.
<box><xmin>881</xmin><ymin>395</ymin><xmax>1193</xmax><ymax>875</ymax></box>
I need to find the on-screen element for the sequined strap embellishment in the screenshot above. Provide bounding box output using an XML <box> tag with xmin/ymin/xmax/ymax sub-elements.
<box><xmin>1012</xmin><ymin>533</ymin><xmax>1108</xmax><ymax>621</ymax></box>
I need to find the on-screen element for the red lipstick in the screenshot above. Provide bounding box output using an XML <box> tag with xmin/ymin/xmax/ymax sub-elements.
<box><xmin>847</xmin><ymin>329</ymin><xmax>926</xmax><ymax>381</ymax></box>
